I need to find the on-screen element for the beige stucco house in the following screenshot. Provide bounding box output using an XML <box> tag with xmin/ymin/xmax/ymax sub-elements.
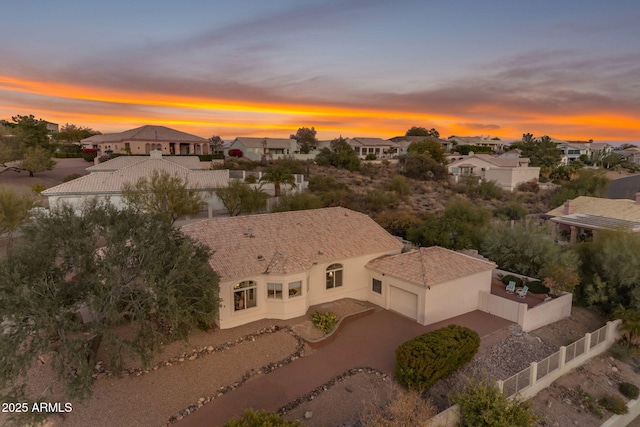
<box><xmin>226</xmin><ymin>137</ymin><xmax>297</xmax><ymax>161</ymax></box>
<box><xmin>346</xmin><ymin>137</ymin><xmax>398</xmax><ymax>159</ymax></box>
<box><xmin>182</xmin><ymin>207</ymin><xmax>500</xmax><ymax>329</ymax></box>
<box><xmin>447</xmin><ymin>154</ymin><xmax>540</xmax><ymax>191</ymax></box>
<box><xmin>82</xmin><ymin>125</ymin><xmax>210</xmax><ymax>156</ymax></box>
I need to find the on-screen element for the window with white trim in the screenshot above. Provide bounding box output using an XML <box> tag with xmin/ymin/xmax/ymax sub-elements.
<box><xmin>288</xmin><ymin>281</ymin><xmax>302</xmax><ymax>297</ymax></box>
<box><xmin>233</xmin><ymin>280</ymin><xmax>257</xmax><ymax>311</ymax></box>
<box><xmin>326</xmin><ymin>264</ymin><xmax>343</xmax><ymax>289</ymax></box>
<box><xmin>267</xmin><ymin>283</ymin><xmax>283</xmax><ymax>299</ymax></box>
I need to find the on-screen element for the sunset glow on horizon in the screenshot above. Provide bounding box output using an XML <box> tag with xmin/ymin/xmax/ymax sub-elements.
<box><xmin>1</xmin><ymin>1</ymin><xmax>639</xmax><ymax>143</ymax></box>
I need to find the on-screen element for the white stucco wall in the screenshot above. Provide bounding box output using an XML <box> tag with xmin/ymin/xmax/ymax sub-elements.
<box><xmin>485</xmin><ymin>167</ymin><xmax>540</xmax><ymax>191</ymax></box>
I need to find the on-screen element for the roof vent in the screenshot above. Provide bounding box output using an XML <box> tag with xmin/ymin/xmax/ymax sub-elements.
<box><xmin>257</xmin><ymin>255</ymin><xmax>265</xmax><ymax>261</ymax></box>
<box><xmin>244</xmin><ymin>227</ymin><xmax>254</xmax><ymax>237</ymax></box>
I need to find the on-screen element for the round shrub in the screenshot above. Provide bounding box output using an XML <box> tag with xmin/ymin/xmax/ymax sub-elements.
<box><xmin>599</xmin><ymin>394</ymin><xmax>628</xmax><ymax>415</ymax></box>
<box><xmin>501</xmin><ymin>275</ymin><xmax>523</xmax><ymax>288</ymax></box>
<box><xmin>310</xmin><ymin>311</ymin><xmax>338</xmax><ymax>334</ymax></box>
<box><xmin>395</xmin><ymin>325</ymin><xmax>480</xmax><ymax>390</ymax></box>
<box><xmin>620</xmin><ymin>382</ymin><xmax>639</xmax><ymax>399</ymax></box>
<box><xmin>525</xmin><ymin>280</ymin><xmax>550</xmax><ymax>295</ymax></box>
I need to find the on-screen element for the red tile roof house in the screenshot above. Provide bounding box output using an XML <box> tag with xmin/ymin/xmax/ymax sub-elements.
<box><xmin>181</xmin><ymin>207</ymin><xmax>498</xmax><ymax>329</ymax></box>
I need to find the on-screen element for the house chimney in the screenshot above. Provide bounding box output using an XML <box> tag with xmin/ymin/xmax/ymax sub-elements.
<box><xmin>636</xmin><ymin>192</ymin><xmax>640</xmax><ymax>205</ymax></box>
<box><xmin>563</xmin><ymin>199</ymin><xmax>575</xmax><ymax>215</ymax></box>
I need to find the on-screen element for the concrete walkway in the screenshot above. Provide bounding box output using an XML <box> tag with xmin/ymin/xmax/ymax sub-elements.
<box><xmin>176</xmin><ymin>308</ymin><xmax>512</xmax><ymax>427</ymax></box>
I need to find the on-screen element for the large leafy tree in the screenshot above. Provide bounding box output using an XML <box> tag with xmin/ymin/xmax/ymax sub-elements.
<box><xmin>315</xmin><ymin>137</ymin><xmax>360</xmax><ymax>171</ymax></box>
<box><xmin>122</xmin><ymin>170</ymin><xmax>204</xmax><ymax>224</ymax></box>
<box><xmin>291</xmin><ymin>126</ymin><xmax>317</xmax><ymax>154</ymax></box>
<box><xmin>479</xmin><ymin>221</ymin><xmax>578</xmax><ymax>278</ymax></box>
<box><xmin>260</xmin><ymin>165</ymin><xmax>296</xmax><ymax>197</ymax></box>
<box><xmin>398</xmin><ymin>152</ymin><xmax>447</xmax><ymax>181</ymax></box>
<box><xmin>209</xmin><ymin>135</ymin><xmax>224</xmax><ymax>154</ymax></box>
<box><xmin>11</xmin><ymin>114</ymin><xmax>51</xmax><ymax>150</ymax></box>
<box><xmin>0</xmin><ymin>202</ymin><xmax>220</xmax><ymax>405</ymax></box>
<box><xmin>20</xmin><ymin>146</ymin><xmax>56</xmax><ymax>176</ymax></box>
<box><xmin>510</xmin><ymin>134</ymin><xmax>562</xmax><ymax>169</ymax></box>
<box><xmin>406</xmin><ymin>138</ymin><xmax>446</xmax><ymax>163</ymax></box>
<box><xmin>405</xmin><ymin>126</ymin><xmax>440</xmax><ymax>138</ymax></box>
<box><xmin>215</xmin><ymin>180</ymin><xmax>268</xmax><ymax>216</ymax></box>
<box><xmin>53</xmin><ymin>123</ymin><xmax>100</xmax><ymax>143</ymax></box>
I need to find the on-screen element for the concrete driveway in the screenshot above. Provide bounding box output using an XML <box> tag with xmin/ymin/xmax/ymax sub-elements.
<box><xmin>177</xmin><ymin>308</ymin><xmax>512</xmax><ymax>426</ymax></box>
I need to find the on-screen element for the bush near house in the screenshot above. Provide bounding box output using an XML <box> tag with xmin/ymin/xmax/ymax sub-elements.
<box><xmin>501</xmin><ymin>275</ymin><xmax>523</xmax><ymax>288</ymax></box>
<box><xmin>525</xmin><ymin>280</ymin><xmax>550</xmax><ymax>295</ymax></box>
<box><xmin>620</xmin><ymin>382</ymin><xmax>639</xmax><ymax>399</ymax></box>
<box><xmin>311</xmin><ymin>311</ymin><xmax>338</xmax><ymax>334</ymax></box>
<box><xmin>395</xmin><ymin>325</ymin><xmax>480</xmax><ymax>390</ymax></box>
<box><xmin>228</xmin><ymin>148</ymin><xmax>243</xmax><ymax>157</ymax></box>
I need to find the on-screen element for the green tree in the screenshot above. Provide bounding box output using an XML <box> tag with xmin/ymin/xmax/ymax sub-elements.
<box><xmin>479</xmin><ymin>221</ymin><xmax>578</xmax><ymax>278</ymax></box>
<box><xmin>122</xmin><ymin>170</ymin><xmax>204</xmax><ymax>224</ymax></box>
<box><xmin>452</xmin><ymin>375</ymin><xmax>536</xmax><ymax>427</ymax></box>
<box><xmin>215</xmin><ymin>180</ymin><xmax>267</xmax><ymax>216</ymax></box>
<box><xmin>11</xmin><ymin>114</ymin><xmax>51</xmax><ymax>150</ymax></box>
<box><xmin>53</xmin><ymin>123</ymin><xmax>100</xmax><ymax>143</ymax></box>
<box><xmin>260</xmin><ymin>165</ymin><xmax>297</xmax><ymax>197</ymax></box>
<box><xmin>398</xmin><ymin>152</ymin><xmax>447</xmax><ymax>181</ymax></box>
<box><xmin>405</xmin><ymin>126</ymin><xmax>440</xmax><ymax>138</ymax></box>
<box><xmin>493</xmin><ymin>201</ymin><xmax>528</xmax><ymax>220</ymax></box>
<box><xmin>407</xmin><ymin>138</ymin><xmax>446</xmax><ymax>163</ymax></box>
<box><xmin>387</xmin><ymin>175</ymin><xmax>412</xmax><ymax>197</ymax></box>
<box><xmin>0</xmin><ymin>125</ymin><xmax>24</xmax><ymax>167</ymax></box>
<box><xmin>0</xmin><ymin>202</ymin><xmax>220</xmax><ymax>405</ymax></box>
<box><xmin>550</xmin><ymin>169</ymin><xmax>610</xmax><ymax>207</ymax></box>
<box><xmin>510</xmin><ymin>134</ymin><xmax>562</xmax><ymax>170</ymax></box>
<box><xmin>0</xmin><ymin>187</ymin><xmax>35</xmax><ymax>241</ymax></box>
<box><xmin>315</xmin><ymin>137</ymin><xmax>360</xmax><ymax>171</ymax></box>
<box><xmin>208</xmin><ymin>135</ymin><xmax>224</xmax><ymax>154</ymax></box>
<box><xmin>20</xmin><ymin>146</ymin><xmax>56</xmax><ymax>176</ymax></box>
<box><xmin>291</xmin><ymin>126</ymin><xmax>317</xmax><ymax>153</ymax></box>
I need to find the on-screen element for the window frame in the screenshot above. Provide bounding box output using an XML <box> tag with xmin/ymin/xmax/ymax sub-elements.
<box><xmin>267</xmin><ymin>282</ymin><xmax>283</xmax><ymax>300</ymax></box>
<box><xmin>372</xmin><ymin>278</ymin><xmax>382</xmax><ymax>294</ymax></box>
<box><xmin>326</xmin><ymin>263</ymin><xmax>344</xmax><ymax>289</ymax></box>
<box><xmin>233</xmin><ymin>280</ymin><xmax>257</xmax><ymax>311</ymax></box>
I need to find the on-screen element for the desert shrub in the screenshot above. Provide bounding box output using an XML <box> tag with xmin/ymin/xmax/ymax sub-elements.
<box><xmin>516</xmin><ymin>180</ymin><xmax>540</xmax><ymax>193</ymax></box>
<box><xmin>576</xmin><ymin>387</ymin><xmax>604</xmax><ymax>418</ymax></box>
<box><xmin>63</xmin><ymin>173</ymin><xmax>83</xmax><ymax>182</ymax></box>
<box><xmin>223</xmin><ymin>409</ymin><xmax>301</xmax><ymax>427</ymax></box>
<box><xmin>365</xmin><ymin>153</ymin><xmax>377</xmax><ymax>160</ymax></box>
<box><xmin>620</xmin><ymin>382</ymin><xmax>640</xmax><ymax>399</ymax></box>
<box><xmin>452</xmin><ymin>375</ymin><xmax>536</xmax><ymax>427</ymax></box>
<box><xmin>599</xmin><ymin>394</ymin><xmax>628</xmax><ymax>415</ymax></box>
<box><xmin>272</xmin><ymin>192</ymin><xmax>323</xmax><ymax>212</ymax></box>
<box><xmin>244</xmin><ymin>174</ymin><xmax>257</xmax><ymax>183</ymax></box>
<box><xmin>308</xmin><ymin>175</ymin><xmax>348</xmax><ymax>193</ymax></box>
<box><xmin>494</xmin><ymin>201</ymin><xmax>528</xmax><ymax>220</ymax></box>
<box><xmin>387</xmin><ymin>175</ymin><xmax>412</xmax><ymax>197</ymax></box>
<box><xmin>395</xmin><ymin>325</ymin><xmax>480</xmax><ymax>390</ymax></box>
<box><xmin>501</xmin><ymin>275</ymin><xmax>523</xmax><ymax>288</ymax></box>
<box><xmin>609</xmin><ymin>342</ymin><xmax>640</xmax><ymax>362</ymax></box>
<box><xmin>30</xmin><ymin>184</ymin><xmax>46</xmax><ymax>194</ymax></box>
<box><xmin>360</xmin><ymin>387</ymin><xmax>435</xmax><ymax>427</ymax></box>
<box><xmin>361</xmin><ymin>189</ymin><xmax>399</xmax><ymax>213</ymax></box>
<box><xmin>310</xmin><ymin>311</ymin><xmax>338</xmax><ymax>333</ymax></box>
<box><xmin>525</xmin><ymin>280</ymin><xmax>549</xmax><ymax>295</ymax></box>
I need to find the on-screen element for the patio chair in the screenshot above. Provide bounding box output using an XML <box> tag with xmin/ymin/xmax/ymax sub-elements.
<box><xmin>517</xmin><ymin>285</ymin><xmax>529</xmax><ymax>299</ymax></box>
<box><xmin>505</xmin><ymin>281</ymin><xmax>516</xmax><ymax>294</ymax></box>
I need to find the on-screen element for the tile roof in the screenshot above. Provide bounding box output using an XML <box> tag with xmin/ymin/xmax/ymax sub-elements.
<box><xmin>348</xmin><ymin>137</ymin><xmax>399</xmax><ymax>147</ymax></box>
<box><xmin>546</xmin><ymin>196</ymin><xmax>640</xmax><ymax>222</ymax></box>
<box><xmin>449</xmin><ymin>154</ymin><xmax>530</xmax><ymax>168</ymax></box>
<box><xmin>366</xmin><ymin>246</ymin><xmax>496</xmax><ymax>288</ymax></box>
<box><xmin>82</xmin><ymin>125</ymin><xmax>207</xmax><ymax>144</ymax></box>
<box><xmin>43</xmin><ymin>160</ymin><xmax>228</xmax><ymax>195</ymax></box>
<box><xmin>181</xmin><ymin>207</ymin><xmax>403</xmax><ymax>282</ymax></box>
<box><xmin>86</xmin><ymin>155</ymin><xmax>203</xmax><ymax>172</ymax></box>
<box><xmin>232</xmin><ymin>137</ymin><xmax>294</xmax><ymax>149</ymax></box>
<box><xmin>551</xmin><ymin>214</ymin><xmax>640</xmax><ymax>232</ymax></box>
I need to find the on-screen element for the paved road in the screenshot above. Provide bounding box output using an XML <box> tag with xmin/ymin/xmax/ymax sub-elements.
<box><xmin>607</xmin><ymin>174</ymin><xmax>640</xmax><ymax>200</ymax></box>
<box><xmin>176</xmin><ymin>309</ymin><xmax>512</xmax><ymax>427</ymax></box>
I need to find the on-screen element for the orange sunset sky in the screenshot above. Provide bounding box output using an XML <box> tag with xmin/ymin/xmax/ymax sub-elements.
<box><xmin>1</xmin><ymin>1</ymin><xmax>639</xmax><ymax>143</ymax></box>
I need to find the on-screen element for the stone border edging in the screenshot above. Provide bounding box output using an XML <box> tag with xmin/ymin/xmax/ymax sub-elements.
<box><xmin>304</xmin><ymin>306</ymin><xmax>375</xmax><ymax>349</ymax></box>
<box><xmin>277</xmin><ymin>367</ymin><xmax>391</xmax><ymax>415</ymax></box>
<box><xmin>158</xmin><ymin>325</ymin><xmax>306</xmax><ymax>425</ymax></box>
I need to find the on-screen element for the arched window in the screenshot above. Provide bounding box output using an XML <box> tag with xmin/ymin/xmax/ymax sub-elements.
<box><xmin>325</xmin><ymin>263</ymin><xmax>343</xmax><ymax>289</ymax></box>
<box><xmin>233</xmin><ymin>280</ymin><xmax>257</xmax><ymax>311</ymax></box>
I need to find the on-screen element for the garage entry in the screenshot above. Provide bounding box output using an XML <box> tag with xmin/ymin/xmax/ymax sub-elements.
<box><xmin>389</xmin><ymin>286</ymin><xmax>418</xmax><ymax>320</ymax></box>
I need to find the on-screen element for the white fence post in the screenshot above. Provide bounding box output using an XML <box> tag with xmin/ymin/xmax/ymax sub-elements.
<box><xmin>584</xmin><ymin>332</ymin><xmax>592</xmax><ymax>355</ymax></box>
<box><xmin>529</xmin><ymin>362</ymin><xmax>538</xmax><ymax>388</ymax></box>
<box><xmin>496</xmin><ymin>380</ymin><xmax>504</xmax><ymax>393</ymax></box>
<box><xmin>558</xmin><ymin>346</ymin><xmax>566</xmax><ymax>369</ymax></box>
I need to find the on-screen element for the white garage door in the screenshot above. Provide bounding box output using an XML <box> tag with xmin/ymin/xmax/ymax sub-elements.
<box><xmin>389</xmin><ymin>286</ymin><xmax>418</xmax><ymax>320</ymax></box>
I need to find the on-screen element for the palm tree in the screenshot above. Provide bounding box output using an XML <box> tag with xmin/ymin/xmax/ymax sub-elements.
<box><xmin>613</xmin><ymin>305</ymin><xmax>640</xmax><ymax>346</ymax></box>
<box><xmin>260</xmin><ymin>166</ymin><xmax>296</xmax><ymax>197</ymax></box>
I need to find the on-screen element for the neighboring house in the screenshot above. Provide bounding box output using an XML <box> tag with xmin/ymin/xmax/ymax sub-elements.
<box><xmin>448</xmin><ymin>136</ymin><xmax>505</xmax><ymax>152</ymax></box>
<box><xmin>181</xmin><ymin>207</ymin><xmax>498</xmax><ymax>329</ymax></box>
<box><xmin>546</xmin><ymin>195</ymin><xmax>640</xmax><ymax>244</ymax></box>
<box><xmin>447</xmin><ymin>154</ymin><xmax>540</xmax><ymax>191</ymax></box>
<box><xmin>82</xmin><ymin>125</ymin><xmax>209</xmax><ymax>156</ymax></box>
<box><xmin>389</xmin><ymin>136</ymin><xmax>453</xmax><ymax>154</ymax></box>
<box><xmin>556</xmin><ymin>141</ymin><xmax>590</xmax><ymax>163</ymax></box>
<box><xmin>226</xmin><ymin>137</ymin><xmax>297</xmax><ymax>161</ymax></box>
<box><xmin>346</xmin><ymin>137</ymin><xmax>399</xmax><ymax>159</ymax></box>
<box><xmin>618</xmin><ymin>146</ymin><xmax>640</xmax><ymax>165</ymax></box>
<box><xmin>42</xmin><ymin>151</ymin><xmax>228</xmax><ymax>216</ymax></box>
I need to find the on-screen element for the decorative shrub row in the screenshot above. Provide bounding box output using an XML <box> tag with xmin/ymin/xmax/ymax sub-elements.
<box><xmin>395</xmin><ymin>324</ymin><xmax>480</xmax><ymax>390</ymax></box>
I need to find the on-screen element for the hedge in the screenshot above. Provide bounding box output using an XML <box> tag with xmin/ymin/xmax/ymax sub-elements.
<box><xmin>395</xmin><ymin>324</ymin><xmax>480</xmax><ymax>390</ymax></box>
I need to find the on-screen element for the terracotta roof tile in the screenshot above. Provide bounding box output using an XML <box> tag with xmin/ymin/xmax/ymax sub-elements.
<box><xmin>546</xmin><ymin>196</ymin><xmax>640</xmax><ymax>222</ymax></box>
<box><xmin>366</xmin><ymin>247</ymin><xmax>495</xmax><ymax>287</ymax></box>
<box><xmin>181</xmin><ymin>207</ymin><xmax>403</xmax><ymax>282</ymax></box>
